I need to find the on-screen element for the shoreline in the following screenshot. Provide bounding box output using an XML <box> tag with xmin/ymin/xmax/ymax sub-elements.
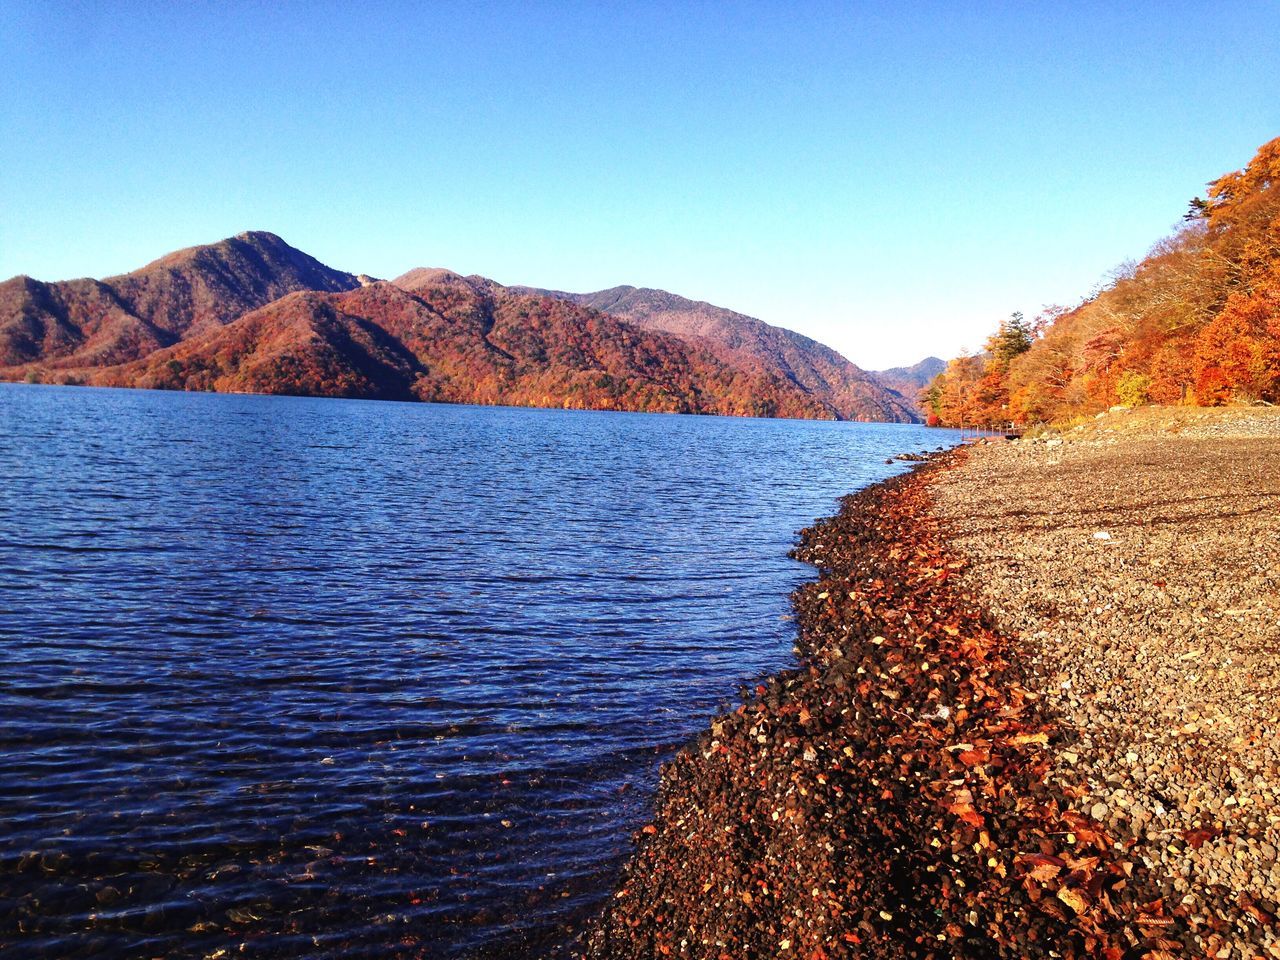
<box><xmin>0</xmin><ymin>379</ymin><xmax>921</xmax><ymax>426</ymax></box>
<box><xmin>575</xmin><ymin>409</ymin><xmax>1280</xmax><ymax>959</ymax></box>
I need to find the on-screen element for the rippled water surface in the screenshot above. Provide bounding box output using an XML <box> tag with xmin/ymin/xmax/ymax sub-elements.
<box><xmin>0</xmin><ymin>384</ymin><xmax>959</xmax><ymax>959</ymax></box>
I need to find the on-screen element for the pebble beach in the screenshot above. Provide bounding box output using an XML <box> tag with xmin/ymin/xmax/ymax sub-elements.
<box><xmin>577</xmin><ymin>406</ymin><xmax>1280</xmax><ymax>959</ymax></box>
<box><xmin>932</xmin><ymin>407</ymin><xmax>1280</xmax><ymax>959</ymax></box>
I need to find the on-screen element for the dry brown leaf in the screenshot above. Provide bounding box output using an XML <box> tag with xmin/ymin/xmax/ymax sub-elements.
<box><xmin>1056</xmin><ymin>886</ymin><xmax>1089</xmax><ymax>915</ymax></box>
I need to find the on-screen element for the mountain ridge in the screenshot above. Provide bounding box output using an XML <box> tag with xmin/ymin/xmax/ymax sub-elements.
<box><xmin>513</xmin><ymin>283</ymin><xmax>917</xmax><ymax>422</ymax></box>
<box><xmin>3</xmin><ymin>233</ymin><xmax>920</xmax><ymax>422</ymax></box>
<box><xmin>0</xmin><ymin>231</ymin><xmax>359</xmax><ymax>372</ymax></box>
<box><xmin>77</xmin><ymin>277</ymin><xmax>837</xmax><ymax>418</ymax></box>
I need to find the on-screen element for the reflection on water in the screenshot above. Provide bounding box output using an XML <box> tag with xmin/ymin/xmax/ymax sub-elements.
<box><xmin>0</xmin><ymin>384</ymin><xmax>958</xmax><ymax>958</ymax></box>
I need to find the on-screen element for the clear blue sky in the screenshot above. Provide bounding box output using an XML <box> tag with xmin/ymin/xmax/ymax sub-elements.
<box><xmin>2</xmin><ymin>1</ymin><xmax>1276</xmax><ymax>368</ymax></box>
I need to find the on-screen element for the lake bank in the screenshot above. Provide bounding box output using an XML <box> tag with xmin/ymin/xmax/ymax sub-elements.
<box><xmin>578</xmin><ymin>407</ymin><xmax>1280</xmax><ymax>959</ymax></box>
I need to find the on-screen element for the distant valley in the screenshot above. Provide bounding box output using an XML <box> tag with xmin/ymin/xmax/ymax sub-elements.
<box><xmin>867</xmin><ymin>357</ymin><xmax>945</xmax><ymax>418</ymax></box>
<box><xmin>1</xmin><ymin>232</ymin><xmax>926</xmax><ymax>422</ymax></box>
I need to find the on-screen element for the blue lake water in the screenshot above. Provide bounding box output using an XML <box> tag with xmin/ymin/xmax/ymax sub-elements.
<box><xmin>0</xmin><ymin>384</ymin><xmax>959</xmax><ymax>959</ymax></box>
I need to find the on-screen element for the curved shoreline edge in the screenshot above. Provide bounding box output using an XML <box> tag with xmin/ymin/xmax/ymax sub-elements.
<box><xmin>574</xmin><ymin>446</ymin><xmax>1203</xmax><ymax>960</ymax></box>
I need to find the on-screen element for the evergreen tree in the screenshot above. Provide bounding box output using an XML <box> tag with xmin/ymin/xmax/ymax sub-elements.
<box><xmin>986</xmin><ymin>312</ymin><xmax>1033</xmax><ymax>366</ymax></box>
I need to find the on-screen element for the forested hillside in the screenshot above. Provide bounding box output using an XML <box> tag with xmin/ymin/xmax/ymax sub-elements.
<box><xmin>870</xmin><ymin>357</ymin><xmax>945</xmax><ymax>417</ymax></box>
<box><xmin>516</xmin><ymin>284</ymin><xmax>918</xmax><ymax>422</ymax></box>
<box><xmin>0</xmin><ymin>238</ymin><xmax>849</xmax><ymax>419</ymax></box>
<box><xmin>925</xmin><ymin>137</ymin><xmax>1280</xmax><ymax>427</ymax></box>
<box><xmin>0</xmin><ymin>232</ymin><xmax>359</xmax><ymax>372</ymax></box>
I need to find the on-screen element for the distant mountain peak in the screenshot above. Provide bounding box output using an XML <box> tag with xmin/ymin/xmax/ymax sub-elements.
<box><xmin>393</xmin><ymin>267</ymin><xmax>469</xmax><ymax>290</ymax></box>
<box><xmin>2</xmin><ymin>232</ymin><xmax>360</xmax><ymax>371</ymax></box>
<box><xmin>871</xmin><ymin>356</ymin><xmax>945</xmax><ymax>381</ymax></box>
<box><xmin>233</xmin><ymin>229</ymin><xmax>286</xmax><ymax>244</ymax></box>
<box><xmin>135</xmin><ymin>230</ymin><xmax>294</xmax><ymax>271</ymax></box>
<box><xmin>392</xmin><ymin>268</ymin><xmax>510</xmax><ymax>305</ymax></box>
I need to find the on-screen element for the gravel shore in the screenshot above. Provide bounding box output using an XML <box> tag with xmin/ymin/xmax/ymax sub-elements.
<box><xmin>932</xmin><ymin>408</ymin><xmax>1280</xmax><ymax>959</ymax></box>
<box><xmin>576</xmin><ymin>406</ymin><xmax>1279</xmax><ymax>959</ymax></box>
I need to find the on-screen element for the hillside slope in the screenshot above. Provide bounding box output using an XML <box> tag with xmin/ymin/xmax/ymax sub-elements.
<box><xmin>925</xmin><ymin>136</ymin><xmax>1280</xmax><ymax>427</ymax></box>
<box><xmin>516</xmin><ymin>284</ymin><xmax>918</xmax><ymax>422</ymax></box>
<box><xmin>0</xmin><ymin>231</ymin><xmax>360</xmax><ymax>371</ymax></box>
<box><xmin>870</xmin><ymin>356</ymin><xmax>945</xmax><ymax>416</ymax></box>
<box><xmin>69</xmin><ymin>272</ymin><xmax>836</xmax><ymax>418</ymax></box>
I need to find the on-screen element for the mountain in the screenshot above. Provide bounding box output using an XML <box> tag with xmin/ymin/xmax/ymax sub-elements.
<box><xmin>44</xmin><ymin>268</ymin><xmax>834</xmax><ymax>418</ymax></box>
<box><xmin>0</xmin><ymin>231</ymin><xmax>359</xmax><ymax>372</ymax></box>
<box><xmin>2</xmin><ymin>233</ymin><xmax>914</xmax><ymax>422</ymax></box>
<box><xmin>512</xmin><ymin>285</ymin><xmax>918</xmax><ymax>422</ymax></box>
<box><xmin>869</xmin><ymin>357</ymin><xmax>946</xmax><ymax>416</ymax></box>
<box><xmin>87</xmin><ymin>288</ymin><xmax>430</xmax><ymax>401</ymax></box>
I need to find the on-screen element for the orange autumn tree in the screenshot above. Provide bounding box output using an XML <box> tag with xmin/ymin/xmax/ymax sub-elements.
<box><xmin>921</xmin><ymin>314</ymin><xmax>1031</xmax><ymax>427</ymax></box>
<box><xmin>1190</xmin><ymin>136</ymin><xmax>1280</xmax><ymax>404</ymax></box>
<box><xmin>926</xmin><ymin>135</ymin><xmax>1280</xmax><ymax>426</ymax></box>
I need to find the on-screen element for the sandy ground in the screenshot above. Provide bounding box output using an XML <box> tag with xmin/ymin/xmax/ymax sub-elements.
<box><xmin>932</xmin><ymin>407</ymin><xmax>1280</xmax><ymax>959</ymax></box>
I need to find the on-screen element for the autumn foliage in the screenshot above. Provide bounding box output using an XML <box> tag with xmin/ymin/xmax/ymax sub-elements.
<box><xmin>926</xmin><ymin>137</ymin><xmax>1280</xmax><ymax>427</ymax></box>
<box><xmin>36</xmin><ymin>271</ymin><xmax>842</xmax><ymax>420</ymax></box>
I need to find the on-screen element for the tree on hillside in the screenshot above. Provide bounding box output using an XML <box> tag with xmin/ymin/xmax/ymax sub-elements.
<box><xmin>929</xmin><ymin>136</ymin><xmax>1280</xmax><ymax>425</ymax></box>
<box><xmin>922</xmin><ymin>353</ymin><xmax>986</xmax><ymax>426</ymax></box>
<box><xmin>986</xmin><ymin>312</ymin><xmax>1033</xmax><ymax>365</ymax></box>
<box><xmin>922</xmin><ymin>314</ymin><xmax>1036</xmax><ymax>428</ymax></box>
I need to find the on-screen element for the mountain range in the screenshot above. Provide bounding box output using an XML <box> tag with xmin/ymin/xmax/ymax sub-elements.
<box><xmin>1</xmin><ymin>232</ymin><xmax>924</xmax><ymax>422</ymax></box>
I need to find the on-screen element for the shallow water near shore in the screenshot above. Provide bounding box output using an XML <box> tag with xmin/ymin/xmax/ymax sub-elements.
<box><xmin>0</xmin><ymin>384</ymin><xmax>960</xmax><ymax>959</ymax></box>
